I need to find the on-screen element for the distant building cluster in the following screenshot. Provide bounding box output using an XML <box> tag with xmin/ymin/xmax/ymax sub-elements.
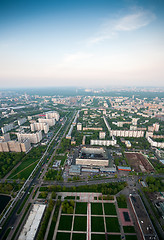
<box><xmin>90</xmin><ymin>137</ymin><xmax>116</xmax><ymax>147</ymax></box>
<box><xmin>0</xmin><ymin>110</ymin><xmax>60</xmax><ymax>153</ymax></box>
<box><xmin>0</xmin><ymin>133</ymin><xmax>31</xmax><ymax>153</ymax></box>
<box><xmin>66</xmin><ymin>110</ymin><xmax>80</xmax><ymax>139</ymax></box>
<box><xmin>147</xmin><ymin>136</ymin><xmax>164</xmax><ymax>148</ymax></box>
<box><xmin>45</xmin><ymin>111</ymin><xmax>60</xmax><ymax>121</ymax></box>
<box><xmin>110</xmin><ymin>129</ymin><xmax>144</xmax><ymax>138</ymax></box>
<box><xmin>29</xmin><ymin>111</ymin><xmax>60</xmax><ymax>134</ymax></box>
<box><xmin>30</xmin><ymin>122</ymin><xmax>49</xmax><ymax>134</ymax></box>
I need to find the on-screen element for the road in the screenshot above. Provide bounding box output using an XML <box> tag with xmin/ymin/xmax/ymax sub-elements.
<box><xmin>0</xmin><ymin>111</ymin><xmax>75</xmax><ymax>239</ymax></box>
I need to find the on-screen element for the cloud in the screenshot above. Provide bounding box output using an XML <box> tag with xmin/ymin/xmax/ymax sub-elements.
<box><xmin>54</xmin><ymin>51</ymin><xmax>94</xmax><ymax>70</ymax></box>
<box><xmin>63</xmin><ymin>52</ymin><xmax>93</xmax><ymax>62</ymax></box>
<box><xmin>114</xmin><ymin>10</ymin><xmax>155</xmax><ymax>31</ymax></box>
<box><xmin>88</xmin><ymin>8</ymin><xmax>156</xmax><ymax>44</ymax></box>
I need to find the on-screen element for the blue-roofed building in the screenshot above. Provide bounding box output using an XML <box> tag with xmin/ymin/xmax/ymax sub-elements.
<box><xmin>118</xmin><ymin>166</ymin><xmax>131</xmax><ymax>171</ymax></box>
<box><xmin>160</xmin><ymin>160</ymin><xmax>164</xmax><ymax>165</ymax></box>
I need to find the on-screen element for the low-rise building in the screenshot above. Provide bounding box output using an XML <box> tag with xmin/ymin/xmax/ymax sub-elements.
<box><xmin>90</xmin><ymin>137</ymin><xmax>117</xmax><ymax>146</ymax></box>
<box><xmin>147</xmin><ymin>136</ymin><xmax>164</xmax><ymax>149</ymax></box>
<box><xmin>66</xmin><ymin>125</ymin><xmax>74</xmax><ymax>139</ymax></box>
<box><xmin>117</xmin><ymin>166</ymin><xmax>131</xmax><ymax>171</ymax></box>
<box><xmin>18</xmin><ymin>118</ymin><xmax>27</xmax><ymax>126</ymax></box>
<box><xmin>125</xmin><ymin>140</ymin><xmax>131</xmax><ymax>148</ymax></box>
<box><xmin>129</xmin><ymin>194</ymin><xmax>158</xmax><ymax>240</ymax></box>
<box><xmin>76</xmin><ymin>147</ymin><xmax>110</xmax><ymax>167</ymax></box>
<box><xmin>18</xmin><ymin>204</ymin><xmax>46</xmax><ymax>240</ymax></box>
<box><xmin>77</xmin><ymin>123</ymin><xmax>82</xmax><ymax>131</ymax></box>
<box><xmin>69</xmin><ymin>165</ymin><xmax>81</xmax><ymax>175</ymax></box>
<box><xmin>99</xmin><ymin>131</ymin><xmax>106</xmax><ymax>139</ymax></box>
<box><xmin>1</xmin><ymin>123</ymin><xmax>14</xmax><ymax>134</ymax></box>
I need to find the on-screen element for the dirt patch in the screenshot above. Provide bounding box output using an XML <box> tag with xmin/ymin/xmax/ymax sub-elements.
<box><xmin>125</xmin><ymin>152</ymin><xmax>154</xmax><ymax>172</ymax></box>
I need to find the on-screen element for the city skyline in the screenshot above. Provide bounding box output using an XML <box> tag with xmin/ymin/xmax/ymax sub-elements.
<box><xmin>0</xmin><ymin>0</ymin><xmax>164</xmax><ymax>88</ymax></box>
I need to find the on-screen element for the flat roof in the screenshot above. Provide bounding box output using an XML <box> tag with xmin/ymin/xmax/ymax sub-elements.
<box><xmin>129</xmin><ymin>194</ymin><xmax>158</xmax><ymax>240</ymax></box>
<box><xmin>160</xmin><ymin>160</ymin><xmax>164</xmax><ymax>164</ymax></box>
<box><xmin>18</xmin><ymin>204</ymin><xmax>46</xmax><ymax>240</ymax></box>
<box><xmin>118</xmin><ymin>166</ymin><xmax>131</xmax><ymax>170</ymax></box>
<box><xmin>79</xmin><ymin>147</ymin><xmax>108</xmax><ymax>160</ymax></box>
<box><xmin>69</xmin><ymin>165</ymin><xmax>81</xmax><ymax>173</ymax></box>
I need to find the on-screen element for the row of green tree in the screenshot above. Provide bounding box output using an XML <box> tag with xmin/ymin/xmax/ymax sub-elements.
<box><xmin>44</xmin><ymin>182</ymin><xmax>127</xmax><ymax>195</ymax></box>
<box><xmin>0</xmin><ymin>182</ymin><xmax>22</xmax><ymax>194</ymax></box>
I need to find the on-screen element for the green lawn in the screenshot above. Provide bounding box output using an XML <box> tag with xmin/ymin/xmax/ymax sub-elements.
<box><xmin>56</xmin><ymin>232</ymin><xmax>70</xmax><ymax>240</ymax></box>
<box><xmin>91</xmin><ymin>234</ymin><xmax>106</xmax><ymax>240</ymax></box>
<box><xmin>91</xmin><ymin>217</ymin><xmax>105</xmax><ymax>232</ymax></box>
<box><xmin>105</xmin><ymin>217</ymin><xmax>120</xmax><ymax>232</ymax></box>
<box><xmin>91</xmin><ymin>203</ymin><xmax>103</xmax><ymax>215</ymax></box>
<box><xmin>75</xmin><ymin>202</ymin><xmax>87</xmax><ymax>214</ymax></box>
<box><xmin>108</xmin><ymin>235</ymin><xmax>121</xmax><ymax>240</ymax></box>
<box><xmin>72</xmin><ymin>233</ymin><xmax>86</xmax><ymax>240</ymax></box>
<box><xmin>125</xmin><ymin>235</ymin><xmax>138</xmax><ymax>240</ymax></box>
<box><xmin>123</xmin><ymin>226</ymin><xmax>136</xmax><ymax>233</ymax></box>
<box><xmin>104</xmin><ymin>203</ymin><xmax>117</xmax><ymax>215</ymax></box>
<box><xmin>9</xmin><ymin>146</ymin><xmax>45</xmax><ymax>179</ymax></box>
<box><xmin>58</xmin><ymin>215</ymin><xmax>73</xmax><ymax>230</ymax></box>
<box><xmin>9</xmin><ymin>159</ymin><xmax>38</xmax><ymax>179</ymax></box>
<box><xmin>73</xmin><ymin>216</ymin><xmax>87</xmax><ymax>231</ymax></box>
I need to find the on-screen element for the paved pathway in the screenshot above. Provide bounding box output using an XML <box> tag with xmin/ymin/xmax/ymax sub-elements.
<box><xmin>70</xmin><ymin>202</ymin><xmax>76</xmax><ymax>240</ymax></box>
<box><xmin>115</xmin><ymin>197</ymin><xmax>125</xmax><ymax>239</ymax></box>
<box><xmin>87</xmin><ymin>202</ymin><xmax>91</xmax><ymax>240</ymax></box>
<box><xmin>44</xmin><ymin>203</ymin><xmax>56</xmax><ymax>240</ymax></box>
<box><xmin>53</xmin><ymin>206</ymin><xmax>62</xmax><ymax>240</ymax></box>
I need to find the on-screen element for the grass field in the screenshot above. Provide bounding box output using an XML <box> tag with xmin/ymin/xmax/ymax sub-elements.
<box><xmin>125</xmin><ymin>235</ymin><xmax>137</xmax><ymax>240</ymax></box>
<box><xmin>56</xmin><ymin>232</ymin><xmax>70</xmax><ymax>240</ymax></box>
<box><xmin>72</xmin><ymin>233</ymin><xmax>86</xmax><ymax>240</ymax></box>
<box><xmin>91</xmin><ymin>234</ymin><xmax>106</xmax><ymax>240</ymax></box>
<box><xmin>123</xmin><ymin>226</ymin><xmax>136</xmax><ymax>233</ymax></box>
<box><xmin>108</xmin><ymin>235</ymin><xmax>121</xmax><ymax>240</ymax></box>
<box><xmin>104</xmin><ymin>203</ymin><xmax>117</xmax><ymax>215</ymax></box>
<box><xmin>73</xmin><ymin>216</ymin><xmax>87</xmax><ymax>231</ymax></box>
<box><xmin>105</xmin><ymin>217</ymin><xmax>120</xmax><ymax>232</ymax></box>
<box><xmin>91</xmin><ymin>217</ymin><xmax>105</xmax><ymax>232</ymax></box>
<box><xmin>75</xmin><ymin>202</ymin><xmax>87</xmax><ymax>214</ymax></box>
<box><xmin>9</xmin><ymin>159</ymin><xmax>38</xmax><ymax>179</ymax></box>
<box><xmin>8</xmin><ymin>146</ymin><xmax>46</xmax><ymax>179</ymax></box>
<box><xmin>58</xmin><ymin>215</ymin><xmax>73</xmax><ymax>231</ymax></box>
<box><xmin>91</xmin><ymin>203</ymin><xmax>103</xmax><ymax>215</ymax></box>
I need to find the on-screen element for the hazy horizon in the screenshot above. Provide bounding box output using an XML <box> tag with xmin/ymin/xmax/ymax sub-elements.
<box><xmin>0</xmin><ymin>0</ymin><xmax>164</xmax><ymax>88</ymax></box>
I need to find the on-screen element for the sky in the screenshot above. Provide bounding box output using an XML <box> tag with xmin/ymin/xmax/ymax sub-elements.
<box><xmin>0</xmin><ymin>0</ymin><xmax>164</xmax><ymax>88</ymax></box>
